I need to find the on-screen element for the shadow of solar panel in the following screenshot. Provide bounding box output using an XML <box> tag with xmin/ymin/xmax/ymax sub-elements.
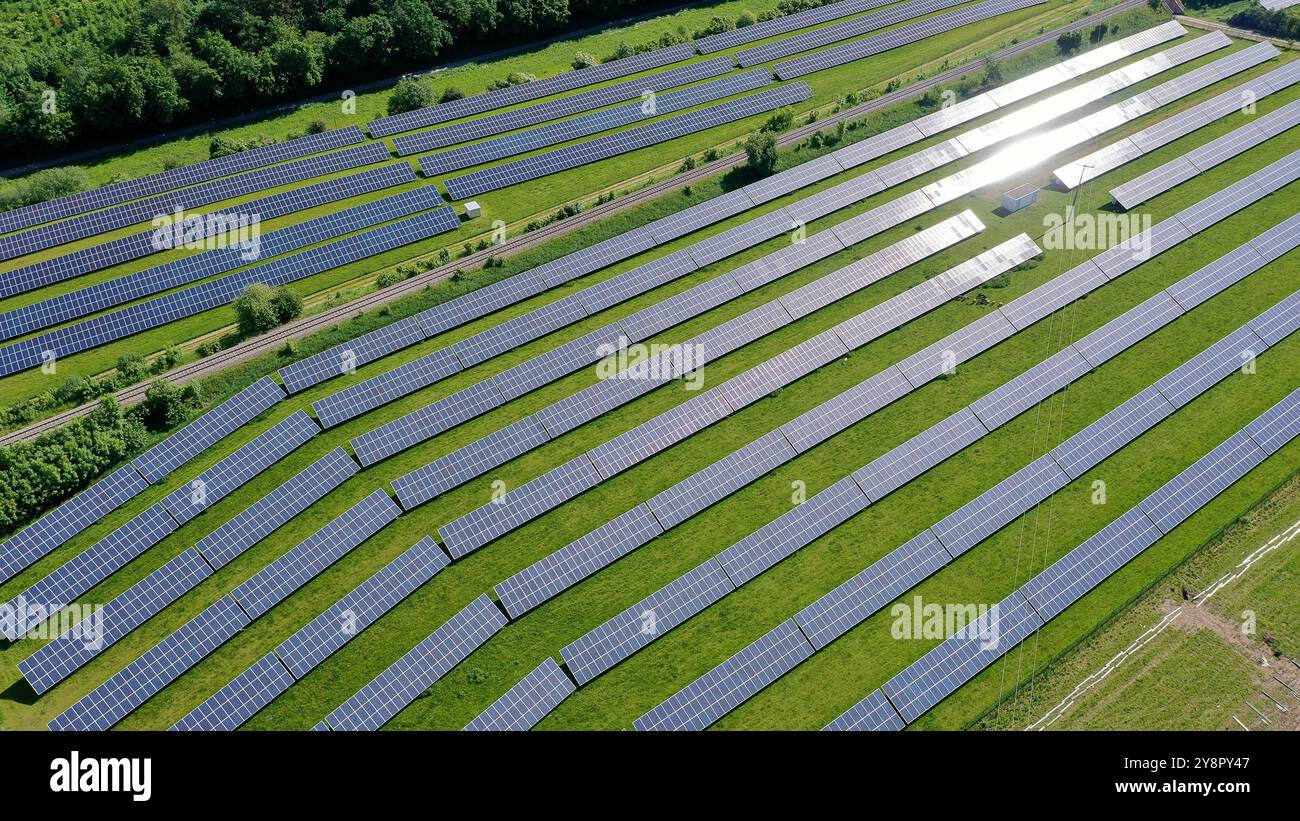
<box><xmin>172</xmin><ymin>652</ymin><xmax>295</xmax><ymax>732</ymax></box>
<box><xmin>162</xmin><ymin>411</ymin><xmax>318</xmax><ymax>526</ymax></box>
<box><xmin>495</xmin><ymin>504</ymin><xmax>663</xmax><ymax>618</ymax></box>
<box><xmin>367</xmin><ymin>44</ymin><xmax>695</xmax><ymax>137</ymax></box>
<box><xmin>232</xmin><ymin>489</ymin><xmax>401</xmax><ymax>619</ymax></box>
<box><xmin>635</xmin><ymin>618</ymin><xmax>813</xmax><ymax>731</ymax></box>
<box><xmin>0</xmin><ymin>143</ymin><xmax>391</xmax><ymax>261</ymax></box>
<box><xmin>280</xmin><ymin>317</ymin><xmax>427</xmax><ymax>394</ymax></box>
<box><xmin>780</xmin><ymin>366</ymin><xmax>912</xmax><ymax>453</ymax></box>
<box><xmin>439</xmin><ymin>455</ymin><xmax>601</xmax><ymax>558</ymax></box>
<box><xmin>796</xmin><ymin>530</ymin><xmax>950</xmax><ymax>650</ymax></box>
<box><xmin>853</xmin><ymin>409</ymin><xmax>988</xmax><ymax>502</ymax></box>
<box><xmin>896</xmin><ymin>311</ymin><xmax>1017</xmax><ymax>388</ymax></box>
<box><xmin>352</xmin><ymin>379</ymin><xmax>503</xmax><ymax>467</ymax></box>
<box><xmin>313</xmin><ymin>347</ymin><xmax>463</xmax><ymax>428</ymax></box>
<box><xmin>196</xmin><ymin>448</ymin><xmax>359</xmax><ymax>569</ymax></box>
<box><xmin>134</xmin><ymin>377</ymin><xmax>284</xmax><ymax>484</ymax></box>
<box><xmin>274</xmin><ymin>536</ymin><xmax>449</xmax><ymax>679</ymax></box>
<box><xmin>1153</xmin><ymin>325</ymin><xmax>1267</xmax><ymax>409</ymax></box>
<box><xmin>1141</xmin><ymin>432</ymin><xmax>1268</xmax><ymax>535</ymax></box>
<box><xmin>465</xmin><ymin>658</ymin><xmax>575</xmax><ymax>731</ymax></box>
<box><xmin>1074</xmin><ymin>292</ymin><xmax>1184</xmax><ymax>367</ymax></box>
<box><xmin>2</xmin><ymin>164</ymin><xmax>419</xmax><ymax>302</ymax></box>
<box><xmin>560</xmin><ymin>559</ymin><xmax>734</xmax><ymax>684</ymax></box>
<box><xmin>648</xmin><ymin>430</ymin><xmax>797</xmax><ymax>530</ymax></box>
<box><xmin>393</xmin><ymin>57</ymin><xmax>736</xmax><ymax>155</ymax></box>
<box><xmin>419</xmin><ymin>70</ymin><xmax>773</xmax><ymax>175</ymax></box>
<box><xmin>392</xmin><ymin>415</ymin><xmax>550</xmax><ymax>509</ymax></box>
<box><xmin>49</xmin><ymin>596</ymin><xmax>250</xmax><ymax>731</ymax></box>
<box><xmin>326</xmin><ymin>595</ymin><xmax>506</xmax><ymax>730</ymax></box>
<box><xmin>0</xmin><ymin>127</ymin><xmax>366</xmax><ymax>235</ymax></box>
<box><xmin>1051</xmin><ymin>386</ymin><xmax>1175</xmax><ymax>480</ymax></box>
<box><xmin>717</xmin><ymin>476</ymin><xmax>869</xmax><ymax>587</ymax></box>
<box><xmin>970</xmin><ymin>347</ymin><xmax>1092</xmax><ymax>431</ymax></box>
<box><xmin>442</xmin><ymin>84</ymin><xmax>812</xmax><ymax>199</ymax></box>
<box><xmin>589</xmin><ymin>387</ymin><xmax>735</xmax><ymax>480</ymax></box>
<box><xmin>18</xmin><ymin>548</ymin><xmax>213</xmax><ymax>694</ymax></box>
<box><xmin>3</xmin><ymin>504</ymin><xmax>178</xmax><ymax>641</ymax></box>
<box><xmin>0</xmin><ymin>465</ymin><xmax>147</xmax><ymax>586</ymax></box>
<box><xmin>931</xmin><ymin>455</ymin><xmax>1068</xmax><ymax>558</ymax></box>
<box><xmin>823</xmin><ymin>689</ymin><xmax>904</xmax><ymax>731</ymax></box>
<box><xmin>697</xmin><ymin>0</ymin><xmax>898</xmax><ymax>53</ymax></box>
<box><xmin>879</xmin><ymin>591</ymin><xmax>1043</xmax><ymax>723</ymax></box>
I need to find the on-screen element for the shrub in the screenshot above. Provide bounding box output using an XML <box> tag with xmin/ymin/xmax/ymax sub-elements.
<box><xmin>1056</xmin><ymin>31</ymin><xmax>1083</xmax><ymax>54</ymax></box>
<box><xmin>139</xmin><ymin>380</ymin><xmax>203</xmax><ymax>431</ymax></box>
<box><xmin>234</xmin><ymin>283</ymin><xmax>301</xmax><ymax>336</ymax></box>
<box><xmin>439</xmin><ymin>86</ymin><xmax>466</xmax><ymax>103</ymax></box>
<box><xmin>744</xmin><ymin>132</ymin><xmax>778</xmax><ymax>176</ymax></box>
<box><xmin>572</xmin><ymin>51</ymin><xmax>598</xmax><ymax>70</ymax></box>
<box><xmin>387</xmin><ymin>76</ymin><xmax>434</xmax><ymax>115</ymax></box>
<box><xmin>304</xmin><ymin>119</ymin><xmax>327</xmax><ymax>135</ymax></box>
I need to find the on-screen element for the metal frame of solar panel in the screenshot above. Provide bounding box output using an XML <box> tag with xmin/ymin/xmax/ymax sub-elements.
<box><xmin>0</xmin><ymin>127</ymin><xmax>366</xmax><ymax>235</ymax></box>
<box><xmin>2</xmin><ymin>164</ymin><xmax>419</xmax><ymax>299</ymax></box>
<box><xmin>1</xmin><ymin>142</ymin><xmax>392</xmax><ymax>262</ymax></box>
<box><xmin>442</xmin><ymin>84</ymin><xmax>812</xmax><ymax>199</ymax></box>
<box><xmin>325</xmin><ymin>595</ymin><xmax>506</xmax><ymax>730</ymax></box>
<box><xmin>0</xmin><ymin>206</ymin><xmax>461</xmax><ymax>376</ymax></box>
<box><xmin>392</xmin><ymin>416</ymin><xmax>550</xmax><ymax>509</ymax></box>
<box><xmin>419</xmin><ymin>70</ymin><xmax>773</xmax><ymax>174</ymax></box>
<box><xmin>464</xmin><ymin>658</ymin><xmax>576</xmax><ymax>731</ymax></box>
<box><xmin>2</xmin><ymin>186</ymin><xmax>437</xmax><ymax>340</ymax></box>
<box><xmin>773</xmin><ymin>0</ymin><xmax>1048</xmax><ymax>80</ymax></box>
<box><xmin>823</xmin><ymin>689</ymin><xmax>905</xmax><ymax>731</ymax></box>
<box><xmin>366</xmin><ymin>44</ymin><xmax>695</xmax><ymax>137</ymax></box>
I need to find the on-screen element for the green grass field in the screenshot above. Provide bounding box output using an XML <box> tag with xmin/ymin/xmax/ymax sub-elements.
<box><xmin>4</xmin><ymin>2</ymin><xmax>1300</xmax><ymax>733</ymax></box>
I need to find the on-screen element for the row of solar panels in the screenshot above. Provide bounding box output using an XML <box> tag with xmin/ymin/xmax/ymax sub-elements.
<box><xmin>635</xmin><ymin>216</ymin><xmax>1300</xmax><ymax>731</ymax></box>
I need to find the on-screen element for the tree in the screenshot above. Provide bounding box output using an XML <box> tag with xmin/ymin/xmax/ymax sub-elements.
<box><xmin>1056</xmin><ymin>31</ymin><xmax>1084</xmax><ymax>54</ymax></box>
<box><xmin>388</xmin><ymin>76</ymin><xmax>434</xmax><ymax>115</ymax></box>
<box><xmin>270</xmin><ymin>287</ymin><xmax>303</xmax><ymax>324</ymax></box>
<box><xmin>387</xmin><ymin>0</ymin><xmax>453</xmax><ymax>62</ymax></box>
<box><xmin>139</xmin><ymin>380</ymin><xmax>202</xmax><ymax>431</ymax></box>
<box><xmin>233</xmin><ymin>283</ymin><xmax>281</xmax><ymax>336</ymax></box>
<box><xmin>331</xmin><ymin>15</ymin><xmax>395</xmax><ymax>72</ymax></box>
<box><xmin>745</xmin><ymin>131</ymin><xmax>778</xmax><ymax>176</ymax></box>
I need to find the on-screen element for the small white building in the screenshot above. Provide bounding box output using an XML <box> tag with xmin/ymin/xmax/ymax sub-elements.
<box><xmin>1001</xmin><ymin>184</ymin><xmax>1039</xmax><ymax>213</ymax></box>
<box><xmin>463</xmin><ymin>200</ymin><xmax>482</xmax><ymax>219</ymax></box>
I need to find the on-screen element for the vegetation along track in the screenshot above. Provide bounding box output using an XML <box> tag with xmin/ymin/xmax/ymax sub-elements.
<box><xmin>1</xmin><ymin>0</ymin><xmax>1146</xmax><ymax>446</ymax></box>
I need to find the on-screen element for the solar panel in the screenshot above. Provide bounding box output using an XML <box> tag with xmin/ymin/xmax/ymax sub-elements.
<box><xmin>722</xmin><ymin>331</ymin><xmax>849</xmax><ymax>409</ymax></box>
<box><xmin>896</xmin><ymin>311</ymin><xmax>1017</xmax><ymax>388</ymax></box>
<box><xmin>588</xmin><ymin>387</ymin><xmax>735</xmax><ymax>480</ymax></box>
<box><xmin>134</xmin><ymin>377</ymin><xmax>285</xmax><ymax>484</ymax></box>
<box><xmin>1153</xmin><ymin>325</ymin><xmax>1266</xmax><ymax>409</ymax></box>
<box><xmin>853</xmin><ymin>409</ymin><xmax>988</xmax><ymax>502</ymax></box>
<box><xmin>438</xmin><ymin>455</ymin><xmax>602</xmax><ymax>558</ymax></box>
<box><xmin>1073</xmin><ymin>292</ymin><xmax>1184</xmax><ymax>368</ymax></box>
<box><xmin>1141</xmin><ymin>431</ymin><xmax>1268</xmax><ymax>535</ymax></box>
<box><xmin>560</xmin><ymin>559</ymin><xmax>735</xmax><ymax>685</ymax></box>
<box><xmin>491</xmin><ymin>325</ymin><xmax>626</xmax><ymax>401</ymax></box>
<box><xmin>49</xmin><ymin>595</ymin><xmax>250</xmax><ymax>731</ymax></box>
<box><xmin>325</xmin><ymin>595</ymin><xmax>506</xmax><ymax>730</ymax></box>
<box><xmin>171</xmin><ymin>653</ymin><xmax>296</xmax><ymax>732</ymax></box>
<box><xmin>999</xmin><ymin>262</ymin><xmax>1107</xmax><ymax>331</ymax></box>
<box><xmin>930</xmin><ymin>455</ymin><xmax>1069</xmax><ymax>558</ymax></box>
<box><xmin>393</xmin><ymin>57</ymin><xmax>735</xmax><ymax>155</ymax></box>
<box><xmin>1169</xmin><ymin>174</ymin><xmax>1268</xmax><ymax>233</ymax></box>
<box><xmin>2</xmin><ymin>164</ymin><xmax>419</xmax><ymax>300</ymax></box>
<box><xmin>391</xmin><ymin>415</ymin><xmax>550</xmax><ymax>510</ymax></box>
<box><xmin>796</xmin><ymin>530</ymin><xmax>951</xmax><ymax>650</ymax></box>
<box><xmin>1245</xmin><ymin>387</ymin><xmax>1300</xmax><ymax>455</ymax></box>
<box><xmin>464</xmin><ymin>658</ymin><xmax>576</xmax><ymax>731</ymax></box>
<box><xmin>823</xmin><ymin>689</ymin><xmax>904</xmax><ymax>731</ymax></box>
<box><xmin>279</xmin><ymin>317</ymin><xmax>427</xmax><ymax>394</ymax></box>
<box><xmin>969</xmin><ymin>347</ymin><xmax>1092</xmax><ymax>431</ymax></box>
<box><xmin>699</xmin><ymin>0</ymin><xmax>893</xmax><ymax>52</ymax></box>
<box><xmin>0</xmin><ymin>127</ymin><xmax>366</xmax><ymax>234</ymax></box>
<box><xmin>2</xmin><ymin>504</ymin><xmax>178</xmax><ymax>641</ymax></box>
<box><xmin>442</xmin><ymin>84</ymin><xmax>812</xmax><ymax>199</ymax></box>
<box><xmin>533</xmin><ymin>371</ymin><xmax>652</xmax><ymax>439</ymax></box>
<box><xmin>451</xmin><ymin>293</ymin><xmax>590</xmax><ymax>367</ymax></box>
<box><xmin>831</xmin><ymin>123</ymin><xmax>926</xmax><ymax>170</ymax></box>
<box><xmin>718</xmin><ymin>476</ymin><xmax>869</xmax><ymax>587</ymax></box>
<box><xmin>419</xmin><ymin>70</ymin><xmax>773</xmax><ymax>174</ymax></box>
<box><xmin>1</xmin><ymin>143</ymin><xmax>391</xmax><ymax>261</ymax></box>
<box><xmin>645</xmin><ymin>190</ymin><xmax>757</xmax><ymax>244</ymax></box>
<box><xmin>0</xmin><ymin>464</ymin><xmax>147</xmax><ymax>586</ymax></box>
<box><xmin>1251</xmin><ymin>290</ymin><xmax>1300</xmax><ymax>347</ymax></box>
<box><xmin>781</xmin><ymin>366</ymin><xmax>913</xmax><ymax>453</ymax></box>
<box><xmin>879</xmin><ymin>590</ymin><xmax>1043</xmax><ymax>723</ymax></box>
<box><xmin>494</xmin><ymin>504</ymin><xmax>663</xmax><ymax>618</ymax></box>
<box><xmin>748</xmin><ymin>156</ymin><xmax>852</xmax><ymax>208</ymax></box>
<box><xmin>312</xmin><ymin>346</ymin><xmax>463</xmax><ymax>429</ymax></box>
<box><xmin>351</xmin><ymin>379</ymin><xmax>503</xmax><ymax>467</ymax></box>
<box><xmin>366</xmin><ymin>44</ymin><xmax>695</xmax><ymax>137</ymax></box>
<box><xmin>1050</xmin><ymin>386</ymin><xmax>1176</xmax><ymax>480</ymax></box>
<box><xmin>196</xmin><ymin>447</ymin><xmax>359</xmax><ymax>569</ymax></box>
<box><xmin>18</xmin><ymin>548</ymin><xmax>213</xmax><ymax>694</ymax></box>
<box><xmin>646</xmin><ymin>429</ymin><xmax>796</xmax><ymax>530</ymax></box>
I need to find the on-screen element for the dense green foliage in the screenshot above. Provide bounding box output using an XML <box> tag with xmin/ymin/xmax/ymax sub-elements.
<box><xmin>1229</xmin><ymin>6</ymin><xmax>1300</xmax><ymax>40</ymax></box>
<box><xmin>233</xmin><ymin>283</ymin><xmax>303</xmax><ymax>336</ymax></box>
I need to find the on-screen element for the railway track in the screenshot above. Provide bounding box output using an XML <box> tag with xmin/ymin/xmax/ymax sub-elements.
<box><xmin>0</xmin><ymin>0</ymin><xmax>1146</xmax><ymax>446</ymax></box>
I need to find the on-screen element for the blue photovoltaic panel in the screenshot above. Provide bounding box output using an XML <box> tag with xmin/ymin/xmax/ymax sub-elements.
<box><xmin>1245</xmin><ymin>387</ymin><xmax>1300</xmax><ymax>455</ymax></box>
<box><xmin>0</xmin><ymin>142</ymin><xmax>391</xmax><ymax>261</ymax></box>
<box><xmin>1073</xmin><ymin>292</ymin><xmax>1184</xmax><ymax>368</ymax></box>
<box><xmin>635</xmin><ymin>618</ymin><xmax>813</xmax><ymax>731</ymax></box>
<box><xmin>1251</xmin><ymin>290</ymin><xmax>1300</xmax><ymax>346</ymax></box>
<box><xmin>392</xmin><ymin>415</ymin><xmax>551</xmax><ymax>510</ymax></box>
<box><xmin>18</xmin><ymin>548</ymin><xmax>213</xmax><ymax>694</ymax></box>
<box><xmin>780</xmin><ymin>366</ymin><xmax>912</xmax><ymax>454</ymax></box>
<box><xmin>366</xmin><ymin>44</ymin><xmax>696</xmax><ymax>137</ymax></box>
<box><xmin>326</xmin><ymin>595</ymin><xmax>506</xmax><ymax>731</ymax></box>
<box><xmin>394</xmin><ymin>57</ymin><xmax>736</xmax><ymax>155</ymax></box>
<box><xmin>464</xmin><ymin>658</ymin><xmax>576</xmax><ymax>731</ymax></box>
<box><xmin>931</xmin><ymin>455</ymin><xmax>1069</xmax><ymax>557</ymax></box>
<box><xmin>2</xmin><ymin>164</ymin><xmax>419</xmax><ymax>301</ymax></box>
<box><xmin>969</xmin><ymin>347</ymin><xmax>1093</xmax><ymax>431</ymax></box>
<box><xmin>172</xmin><ymin>653</ymin><xmax>296</xmax><ymax>732</ymax></box>
<box><xmin>442</xmin><ymin>84</ymin><xmax>812</xmax><ymax>199</ymax></box>
<box><xmin>134</xmin><ymin>377</ymin><xmax>285</xmax><ymax>484</ymax></box>
<box><xmin>823</xmin><ymin>689</ymin><xmax>904</xmax><ymax>731</ymax></box>
<box><xmin>853</xmin><ymin>409</ymin><xmax>988</xmax><ymax>502</ymax></box>
<box><xmin>561</xmin><ymin>559</ymin><xmax>735</xmax><ymax>685</ymax></box>
<box><xmin>312</xmin><ymin>346</ymin><xmax>463</xmax><ymax>428</ymax></box>
<box><xmin>196</xmin><ymin>448</ymin><xmax>359</xmax><ymax>569</ymax></box>
<box><xmin>648</xmin><ymin>429</ymin><xmax>797</xmax><ymax>530</ymax></box>
<box><xmin>587</xmin><ymin>387</ymin><xmax>736</xmax><ymax>481</ymax></box>
<box><xmin>231</xmin><ymin>490</ymin><xmax>401</xmax><ymax>620</ymax></box>
<box><xmin>0</xmin><ymin>465</ymin><xmax>148</xmax><ymax>586</ymax></box>
<box><xmin>897</xmin><ymin>312</ymin><xmax>1017</xmax><ymax>388</ymax></box>
<box><xmin>276</xmin><ymin>536</ymin><xmax>449</xmax><ymax>678</ymax></box>
<box><xmin>796</xmin><ymin>530</ymin><xmax>951</xmax><ymax>650</ymax></box>
<box><xmin>998</xmin><ymin>262</ymin><xmax>1107</xmax><ymax>331</ymax></box>
<box><xmin>1050</xmin><ymin>386</ymin><xmax>1176</xmax><ymax>480</ymax></box>
<box><xmin>351</xmin><ymin>379</ymin><xmax>503</xmax><ymax>467</ymax></box>
<box><xmin>3</xmin><ymin>504</ymin><xmax>178</xmax><ymax>641</ymax></box>
<box><xmin>279</xmin><ymin>317</ymin><xmax>427</xmax><ymax>394</ymax></box>
<box><xmin>1140</xmin><ymin>431</ymin><xmax>1268</xmax><ymax>534</ymax></box>
<box><xmin>1153</xmin><ymin>325</ymin><xmax>1267</xmax><ymax>409</ymax></box>
<box><xmin>162</xmin><ymin>411</ymin><xmax>319</xmax><ymax>525</ymax></box>
<box><xmin>49</xmin><ymin>596</ymin><xmax>250</xmax><ymax>731</ymax></box>
<box><xmin>494</xmin><ymin>504</ymin><xmax>663</xmax><ymax>619</ymax></box>
<box><xmin>448</xmin><ymin>293</ymin><xmax>589</xmax><ymax>368</ymax></box>
<box><xmin>491</xmin><ymin>325</ymin><xmax>625</xmax><ymax>402</ymax></box>
<box><xmin>0</xmin><ymin>127</ymin><xmax>365</xmax><ymax>235</ymax></box>
<box><xmin>698</xmin><ymin>0</ymin><xmax>898</xmax><ymax>52</ymax></box>
<box><xmin>879</xmin><ymin>591</ymin><xmax>1043</xmax><ymax>723</ymax></box>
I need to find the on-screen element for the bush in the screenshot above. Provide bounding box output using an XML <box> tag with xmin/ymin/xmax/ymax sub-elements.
<box><xmin>737</xmin><ymin>11</ymin><xmax>757</xmax><ymax>27</ymax></box>
<box><xmin>234</xmin><ymin>283</ymin><xmax>302</xmax><ymax>337</ymax></box>
<box><xmin>439</xmin><ymin>86</ymin><xmax>466</xmax><ymax>103</ymax></box>
<box><xmin>1056</xmin><ymin>31</ymin><xmax>1083</xmax><ymax>54</ymax></box>
<box><xmin>139</xmin><ymin>380</ymin><xmax>203</xmax><ymax>431</ymax></box>
<box><xmin>114</xmin><ymin>353</ymin><xmax>149</xmax><ymax>384</ymax></box>
<box><xmin>53</xmin><ymin>375</ymin><xmax>98</xmax><ymax>406</ymax></box>
<box><xmin>387</xmin><ymin>76</ymin><xmax>434</xmax><ymax>115</ymax></box>
<box><xmin>305</xmin><ymin>119</ymin><xmax>327</xmax><ymax>135</ymax></box>
<box><xmin>572</xmin><ymin>51</ymin><xmax>598</xmax><ymax>70</ymax></box>
<box><xmin>697</xmin><ymin>16</ymin><xmax>735</xmax><ymax>38</ymax></box>
<box><xmin>0</xmin><ymin>167</ymin><xmax>91</xmax><ymax>212</ymax></box>
<box><xmin>744</xmin><ymin>132</ymin><xmax>778</xmax><ymax>176</ymax></box>
<box><xmin>761</xmin><ymin>107</ymin><xmax>795</xmax><ymax>133</ymax></box>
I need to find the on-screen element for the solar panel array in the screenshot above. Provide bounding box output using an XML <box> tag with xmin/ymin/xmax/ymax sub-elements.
<box><xmin>325</xmin><ymin>595</ymin><xmax>506</xmax><ymax>730</ymax></box>
<box><xmin>822</xmin><ymin>689</ymin><xmax>905</xmax><ymax>731</ymax></box>
<box><xmin>0</xmin><ymin>127</ymin><xmax>366</xmax><ymax>235</ymax></box>
<box><xmin>366</xmin><ymin>44</ymin><xmax>695</xmax><ymax>137</ymax></box>
<box><xmin>773</xmin><ymin>0</ymin><xmax>1048</xmax><ymax>80</ymax></box>
<box><xmin>2</xmin><ymin>164</ymin><xmax>419</xmax><ymax>299</ymax></box>
<box><xmin>697</xmin><ymin>0</ymin><xmax>900</xmax><ymax>53</ymax></box>
<box><xmin>442</xmin><ymin>84</ymin><xmax>812</xmax><ymax>199</ymax></box>
<box><xmin>0</xmin><ymin>142</ymin><xmax>392</xmax><ymax>261</ymax></box>
<box><xmin>170</xmin><ymin>652</ymin><xmax>296</xmax><ymax>732</ymax></box>
<box><xmin>1261</xmin><ymin>0</ymin><xmax>1299</xmax><ymax>9</ymax></box>
<box><xmin>464</xmin><ymin>658</ymin><xmax>576</xmax><ymax>731</ymax></box>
